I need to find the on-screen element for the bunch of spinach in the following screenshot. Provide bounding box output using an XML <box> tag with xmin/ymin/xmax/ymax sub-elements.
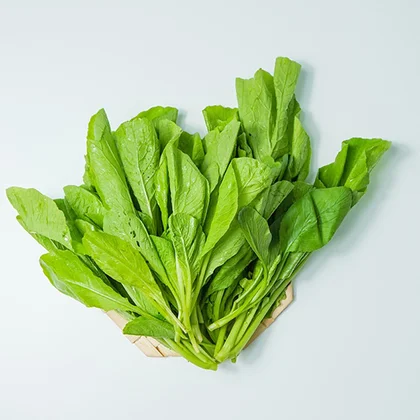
<box><xmin>7</xmin><ymin>57</ymin><xmax>390</xmax><ymax>370</ymax></box>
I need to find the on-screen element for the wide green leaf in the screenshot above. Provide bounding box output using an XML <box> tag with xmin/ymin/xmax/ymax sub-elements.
<box><xmin>64</xmin><ymin>185</ymin><xmax>105</xmax><ymax>227</ymax></box>
<box><xmin>272</xmin><ymin>57</ymin><xmax>301</xmax><ymax>153</ymax></box>
<box><xmin>115</xmin><ymin>118</ymin><xmax>160</xmax><ymax>226</ymax></box>
<box><xmin>201</xmin><ymin>120</ymin><xmax>240</xmax><ymax>192</ymax></box>
<box><xmin>315</xmin><ymin>138</ymin><xmax>391</xmax><ymax>204</ymax></box>
<box><xmin>123</xmin><ymin>317</ymin><xmax>175</xmax><ymax>339</ymax></box>
<box><xmin>236</xmin><ymin>69</ymin><xmax>276</xmax><ymax>161</ymax></box>
<box><xmin>202</xmin><ymin>105</ymin><xmax>239</xmax><ymax>131</ymax></box>
<box><xmin>7</xmin><ymin>187</ymin><xmax>73</xmax><ymax>250</ymax></box>
<box><xmin>86</xmin><ymin>109</ymin><xmax>135</xmax><ymax>214</ymax></box>
<box><xmin>167</xmin><ymin>146</ymin><xmax>209</xmax><ymax>223</ymax></box>
<box><xmin>280</xmin><ymin>187</ymin><xmax>352</xmax><ymax>252</ymax></box>
<box><xmin>83</xmin><ymin>231</ymin><xmax>173</xmax><ymax>319</ymax></box>
<box><xmin>40</xmin><ymin>250</ymin><xmax>140</xmax><ymax>314</ymax></box>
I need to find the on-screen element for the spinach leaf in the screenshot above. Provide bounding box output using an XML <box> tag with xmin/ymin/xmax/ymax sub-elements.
<box><xmin>64</xmin><ymin>185</ymin><xmax>105</xmax><ymax>227</ymax></box>
<box><xmin>178</xmin><ymin>131</ymin><xmax>205</xmax><ymax>166</ymax></box>
<box><xmin>40</xmin><ymin>250</ymin><xmax>141</xmax><ymax>314</ymax></box>
<box><xmin>280</xmin><ymin>187</ymin><xmax>352</xmax><ymax>252</ymax></box>
<box><xmin>238</xmin><ymin>207</ymin><xmax>272</xmax><ymax>269</ymax></box>
<box><xmin>7</xmin><ymin>187</ymin><xmax>73</xmax><ymax>250</ymax></box>
<box><xmin>167</xmin><ymin>146</ymin><xmax>209</xmax><ymax>223</ymax></box>
<box><xmin>201</xmin><ymin>120</ymin><xmax>240</xmax><ymax>192</ymax></box>
<box><xmin>236</xmin><ymin>69</ymin><xmax>276</xmax><ymax>161</ymax></box>
<box><xmin>272</xmin><ymin>57</ymin><xmax>301</xmax><ymax>154</ymax></box>
<box><xmin>83</xmin><ymin>231</ymin><xmax>175</xmax><ymax>322</ymax></box>
<box><xmin>202</xmin><ymin>105</ymin><xmax>239</xmax><ymax>131</ymax></box>
<box><xmin>133</xmin><ymin>105</ymin><xmax>178</xmax><ymax>126</ymax></box>
<box><xmin>114</xmin><ymin>118</ymin><xmax>160</xmax><ymax>228</ymax></box>
<box><xmin>202</xmin><ymin>165</ymin><xmax>238</xmax><ymax>256</ymax></box>
<box><xmin>315</xmin><ymin>138</ymin><xmax>391</xmax><ymax>204</ymax></box>
<box><xmin>123</xmin><ymin>317</ymin><xmax>175</xmax><ymax>339</ymax></box>
<box><xmin>86</xmin><ymin>109</ymin><xmax>135</xmax><ymax>214</ymax></box>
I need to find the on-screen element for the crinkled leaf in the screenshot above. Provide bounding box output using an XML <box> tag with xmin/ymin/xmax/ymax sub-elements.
<box><xmin>202</xmin><ymin>105</ymin><xmax>238</xmax><ymax>131</ymax></box>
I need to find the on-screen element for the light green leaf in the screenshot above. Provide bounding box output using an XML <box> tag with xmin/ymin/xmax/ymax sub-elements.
<box><xmin>280</xmin><ymin>187</ymin><xmax>352</xmax><ymax>252</ymax></box>
<box><xmin>64</xmin><ymin>185</ymin><xmax>105</xmax><ymax>227</ymax></box>
<box><xmin>123</xmin><ymin>317</ymin><xmax>175</xmax><ymax>339</ymax></box>
<box><xmin>285</xmin><ymin>117</ymin><xmax>311</xmax><ymax>181</ymax></box>
<box><xmin>315</xmin><ymin>138</ymin><xmax>391</xmax><ymax>204</ymax></box>
<box><xmin>272</xmin><ymin>57</ymin><xmax>301</xmax><ymax>152</ymax></box>
<box><xmin>154</xmin><ymin>158</ymin><xmax>170</xmax><ymax>230</ymax></box>
<box><xmin>201</xmin><ymin>120</ymin><xmax>240</xmax><ymax>192</ymax></box>
<box><xmin>40</xmin><ymin>250</ymin><xmax>140</xmax><ymax>314</ymax></box>
<box><xmin>167</xmin><ymin>146</ymin><xmax>209</xmax><ymax>223</ymax></box>
<box><xmin>86</xmin><ymin>109</ymin><xmax>135</xmax><ymax>214</ymax></box>
<box><xmin>202</xmin><ymin>164</ymin><xmax>239</xmax><ymax>255</ymax></box>
<box><xmin>157</xmin><ymin>119</ymin><xmax>183</xmax><ymax>152</ymax></box>
<box><xmin>7</xmin><ymin>187</ymin><xmax>73</xmax><ymax>250</ymax></box>
<box><xmin>236</xmin><ymin>69</ymin><xmax>276</xmax><ymax>160</ymax></box>
<box><xmin>115</xmin><ymin>118</ymin><xmax>160</xmax><ymax>227</ymax></box>
<box><xmin>102</xmin><ymin>210</ymin><xmax>168</xmax><ymax>284</ymax></box>
<box><xmin>238</xmin><ymin>207</ymin><xmax>272</xmax><ymax>269</ymax></box>
<box><xmin>263</xmin><ymin>180</ymin><xmax>294</xmax><ymax>219</ymax></box>
<box><xmin>232</xmin><ymin>157</ymin><xmax>273</xmax><ymax>209</ymax></box>
<box><xmin>178</xmin><ymin>131</ymin><xmax>204</xmax><ymax>167</ymax></box>
<box><xmin>83</xmin><ymin>231</ymin><xmax>172</xmax><ymax>318</ymax></box>
<box><xmin>133</xmin><ymin>106</ymin><xmax>178</xmax><ymax>126</ymax></box>
<box><xmin>202</xmin><ymin>105</ymin><xmax>238</xmax><ymax>131</ymax></box>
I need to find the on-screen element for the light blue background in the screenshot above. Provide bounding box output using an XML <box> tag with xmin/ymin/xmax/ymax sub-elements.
<box><xmin>0</xmin><ymin>1</ymin><xmax>419</xmax><ymax>419</ymax></box>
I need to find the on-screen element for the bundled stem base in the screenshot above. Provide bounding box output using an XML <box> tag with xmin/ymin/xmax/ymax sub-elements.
<box><xmin>107</xmin><ymin>284</ymin><xmax>293</xmax><ymax>359</ymax></box>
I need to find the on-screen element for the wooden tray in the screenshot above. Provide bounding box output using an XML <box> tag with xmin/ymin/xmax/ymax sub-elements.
<box><xmin>106</xmin><ymin>284</ymin><xmax>293</xmax><ymax>358</ymax></box>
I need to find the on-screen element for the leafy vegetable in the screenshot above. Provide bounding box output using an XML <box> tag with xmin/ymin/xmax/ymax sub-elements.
<box><xmin>7</xmin><ymin>57</ymin><xmax>391</xmax><ymax>370</ymax></box>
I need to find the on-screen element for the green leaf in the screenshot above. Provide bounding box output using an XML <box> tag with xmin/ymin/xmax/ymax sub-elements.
<box><xmin>150</xmin><ymin>235</ymin><xmax>180</xmax><ymax>302</ymax></box>
<box><xmin>83</xmin><ymin>231</ymin><xmax>172</xmax><ymax>318</ymax></box>
<box><xmin>238</xmin><ymin>207</ymin><xmax>272</xmax><ymax>268</ymax></box>
<box><xmin>285</xmin><ymin>116</ymin><xmax>311</xmax><ymax>181</ymax></box>
<box><xmin>168</xmin><ymin>213</ymin><xmax>204</xmax><ymax>280</ymax></box>
<box><xmin>237</xmin><ymin>132</ymin><xmax>253</xmax><ymax>158</ymax></box>
<box><xmin>178</xmin><ymin>131</ymin><xmax>205</xmax><ymax>167</ymax></box>
<box><xmin>202</xmin><ymin>164</ymin><xmax>239</xmax><ymax>255</ymax></box>
<box><xmin>280</xmin><ymin>187</ymin><xmax>352</xmax><ymax>252</ymax></box>
<box><xmin>86</xmin><ymin>109</ymin><xmax>135</xmax><ymax>214</ymax></box>
<box><xmin>263</xmin><ymin>180</ymin><xmax>294</xmax><ymax>219</ymax></box>
<box><xmin>134</xmin><ymin>106</ymin><xmax>178</xmax><ymax>126</ymax></box>
<box><xmin>232</xmin><ymin>157</ymin><xmax>273</xmax><ymax>209</ymax></box>
<box><xmin>206</xmin><ymin>246</ymin><xmax>254</xmax><ymax>296</ymax></box>
<box><xmin>123</xmin><ymin>317</ymin><xmax>175</xmax><ymax>339</ymax></box>
<box><xmin>154</xmin><ymin>158</ymin><xmax>170</xmax><ymax>230</ymax></box>
<box><xmin>102</xmin><ymin>210</ymin><xmax>168</xmax><ymax>284</ymax></box>
<box><xmin>114</xmin><ymin>118</ymin><xmax>160</xmax><ymax>231</ymax></box>
<box><xmin>167</xmin><ymin>146</ymin><xmax>209</xmax><ymax>223</ymax></box>
<box><xmin>202</xmin><ymin>106</ymin><xmax>238</xmax><ymax>131</ymax></box>
<box><xmin>201</xmin><ymin>120</ymin><xmax>240</xmax><ymax>192</ymax></box>
<box><xmin>64</xmin><ymin>185</ymin><xmax>105</xmax><ymax>227</ymax></box>
<box><xmin>40</xmin><ymin>250</ymin><xmax>140</xmax><ymax>314</ymax></box>
<box><xmin>272</xmin><ymin>57</ymin><xmax>301</xmax><ymax>152</ymax></box>
<box><xmin>236</xmin><ymin>69</ymin><xmax>276</xmax><ymax>161</ymax></box>
<box><xmin>315</xmin><ymin>138</ymin><xmax>391</xmax><ymax>204</ymax></box>
<box><xmin>156</xmin><ymin>119</ymin><xmax>182</xmax><ymax>151</ymax></box>
<box><xmin>7</xmin><ymin>187</ymin><xmax>73</xmax><ymax>250</ymax></box>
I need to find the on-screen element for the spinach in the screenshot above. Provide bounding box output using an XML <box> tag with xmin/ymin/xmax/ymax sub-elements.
<box><xmin>6</xmin><ymin>57</ymin><xmax>391</xmax><ymax>370</ymax></box>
